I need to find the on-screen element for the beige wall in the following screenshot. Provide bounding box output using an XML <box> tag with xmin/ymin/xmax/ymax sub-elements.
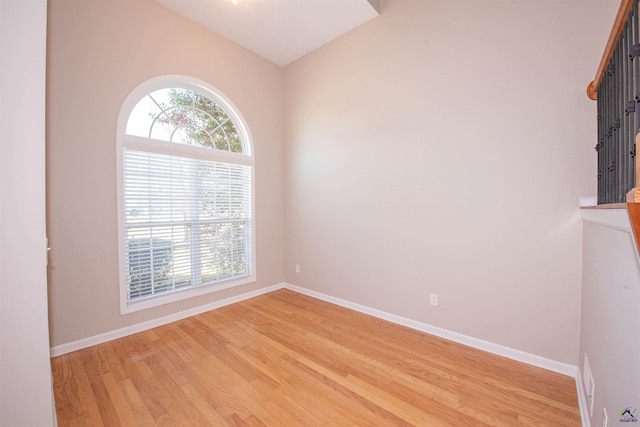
<box><xmin>47</xmin><ymin>0</ymin><xmax>285</xmax><ymax>347</ymax></box>
<box><xmin>283</xmin><ymin>0</ymin><xmax>615</xmax><ymax>364</ymax></box>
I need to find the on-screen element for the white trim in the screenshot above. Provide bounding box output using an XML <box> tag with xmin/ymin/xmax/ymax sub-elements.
<box><xmin>580</xmin><ymin>208</ymin><xmax>630</xmax><ymax>233</ymax></box>
<box><xmin>50</xmin><ymin>283</ymin><xmax>283</xmax><ymax>357</ymax></box>
<box><xmin>581</xmin><ymin>207</ymin><xmax>640</xmax><ymax>268</ymax></box>
<box><xmin>284</xmin><ymin>283</ymin><xmax>579</xmax><ymax>377</ymax></box>
<box><xmin>124</xmin><ymin>135</ymin><xmax>254</xmax><ymax>166</ymax></box>
<box><xmin>52</xmin><ymin>281</ymin><xmax>580</xmax><ymax>385</ymax></box>
<box><xmin>575</xmin><ymin>372</ymin><xmax>592</xmax><ymax>427</ymax></box>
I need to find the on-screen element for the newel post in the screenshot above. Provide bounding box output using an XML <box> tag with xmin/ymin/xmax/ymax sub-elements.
<box><xmin>626</xmin><ymin>133</ymin><xmax>640</xmax><ymax>202</ymax></box>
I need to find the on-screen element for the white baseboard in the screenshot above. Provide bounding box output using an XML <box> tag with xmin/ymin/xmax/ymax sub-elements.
<box><xmin>49</xmin><ymin>283</ymin><xmax>285</xmax><ymax>357</ymax></box>
<box><xmin>575</xmin><ymin>371</ymin><xmax>592</xmax><ymax>427</ymax></box>
<box><xmin>50</xmin><ymin>281</ymin><xmax>579</xmax><ymax>383</ymax></box>
<box><xmin>284</xmin><ymin>283</ymin><xmax>579</xmax><ymax>378</ymax></box>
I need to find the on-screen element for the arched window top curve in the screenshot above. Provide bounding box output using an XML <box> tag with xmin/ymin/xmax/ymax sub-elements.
<box><xmin>124</xmin><ymin>80</ymin><xmax>251</xmax><ymax>155</ymax></box>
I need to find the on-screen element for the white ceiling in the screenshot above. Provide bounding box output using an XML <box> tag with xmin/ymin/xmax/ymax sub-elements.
<box><xmin>155</xmin><ymin>0</ymin><xmax>381</xmax><ymax>66</ymax></box>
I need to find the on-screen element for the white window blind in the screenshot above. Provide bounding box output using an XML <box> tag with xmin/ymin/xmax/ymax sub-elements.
<box><xmin>124</xmin><ymin>150</ymin><xmax>252</xmax><ymax>302</ymax></box>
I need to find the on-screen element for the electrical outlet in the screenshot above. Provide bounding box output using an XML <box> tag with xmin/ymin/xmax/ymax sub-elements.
<box><xmin>295</xmin><ymin>264</ymin><xmax>300</xmax><ymax>273</ymax></box>
<box><xmin>602</xmin><ymin>408</ymin><xmax>608</xmax><ymax>427</ymax></box>
<box><xmin>429</xmin><ymin>293</ymin><xmax>438</xmax><ymax>306</ymax></box>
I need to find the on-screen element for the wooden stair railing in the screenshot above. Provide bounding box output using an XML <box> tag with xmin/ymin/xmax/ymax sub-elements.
<box><xmin>587</xmin><ymin>0</ymin><xmax>634</xmax><ymax>102</ymax></box>
<box><xmin>588</xmin><ymin>0</ymin><xmax>640</xmax><ymax>248</ymax></box>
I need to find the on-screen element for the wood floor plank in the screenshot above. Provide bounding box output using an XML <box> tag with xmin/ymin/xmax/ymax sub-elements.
<box><xmin>92</xmin><ymin>342</ymin><xmax>129</xmax><ymax>381</ymax></box>
<box><xmin>264</xmin><ymin>291</ymin><xmax>563</xmax><ymax>397</ymax></box>
<box><xmin>102</xmin><ymin>371</ymin><xmax>140</xmax><ymax>427</ymax></box>
<box><xmin>180</xmin><ymin>383</ymin><xmax>230</xmax><ymax>426</ymax></box>
<box><xmin>237</xmin><ymin>300</ymin><xmax>491</xmax><ymax>425</ymax></box>
<box><xmin>79</xmin><ymin>348</ymin><xmax>123</xmax><ymax>426</ymax></box>
<box><xmin>228</xmin><ymin>330</ymin><xmax>413</xmax><ymax>426</ymax></box>
<box><xmin>119</xmin><ymin>377</ymin><xmax>159</xmax><ymax>427</ymax></box>
<box><xmin>228</xmin><ymin>341</ymin><xmax>379</xmax><ymax>426</ymax></box>
<box><xmin>253</xmin><ymin>291</ymin><xmax>580</xmax><ymax>424</ymax></box>
<box><xmin>232</xmin><ymin>316</ymin><xmax>469</xmax><ymax>425</ymax></box>
<box><xmin>149</xmin><ymin>326</ymin><xmax>241</xmax><ymax>419</ymax></box>
<box><xmin>51</xmin><ymin>289</ymin><xmax>582</xmax><ymax>426</ymax></box>
<box><xmin>66</xmin><ymin>351</ymin><xmax>105</xmax><ymax>427</ymax></box>
<box><xmin>231</xmin><ymin>319</ymin><xmax>459</xmax><ymax>426</ymax></box>
<box><xmin>124</xmin><ymin>331</ymin><xmax>207</xmax><ymax>427</ymax></box>
<box><xmin>114</xmin><ymin>335</ymin><xmax>169</xmax><ymax>422</ymax></box>
<box><xmin>226</xmin><ymin>378</ymin><xmax>320</xmax><ymax>426</ymax></box>
<box><xmin>225</xmin><ymin>413</ymin><xmax>268</xmax><ymax>427</ymax></box>
<box><xmin>154</xmin><ymin>322</ymin><xmax>258</xmax><ymax>421</ymax></box>
<box><xmin>52</xmin><ymin>353</ymin><xmax>83</xmax><ymax>426</ymax></box>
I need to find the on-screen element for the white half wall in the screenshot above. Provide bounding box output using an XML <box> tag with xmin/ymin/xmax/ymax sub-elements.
<box><xmin>579</xmin><ymin>210</ymin><xmax>640</xmax><ymax>426</ymax></box>
<box><xmin>0</xmin><ymin>0</ymin><xmax>55</xmax><ymax>425</ymax></box>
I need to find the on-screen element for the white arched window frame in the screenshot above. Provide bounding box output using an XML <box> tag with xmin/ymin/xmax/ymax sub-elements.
<box><xmin>116</xmin><ymin>76</ymin><xmax>255</xmax><ymax>314</ymax></box>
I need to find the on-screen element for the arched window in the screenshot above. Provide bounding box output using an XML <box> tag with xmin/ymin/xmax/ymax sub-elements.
<box><xmin>117</xmin><ymin>76</ymin><xmax>255</xmax><ymax>313</ymax></box>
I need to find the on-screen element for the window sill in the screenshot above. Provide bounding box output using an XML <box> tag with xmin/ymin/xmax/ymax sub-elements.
<box><xmin>120</xmin><ymin>274</ymin><xmax>256</xmax><ymax>315</ymax></box>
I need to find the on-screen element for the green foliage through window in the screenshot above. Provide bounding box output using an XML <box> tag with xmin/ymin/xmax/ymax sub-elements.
<box><xmin>126</xmin><ymin>87</ymin><xmax>244</xmax><ymax>153</ymax></box>
<box><xmin>155</xmin><ymin>89</ymin><xmax>243</xmax><ymax>152</ymax></box>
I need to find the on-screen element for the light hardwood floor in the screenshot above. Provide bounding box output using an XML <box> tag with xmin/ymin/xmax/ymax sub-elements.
<box><xmin>51</xmin><ymin>289</ymin><xmax>582</xmax><ymax>426</ymax></box>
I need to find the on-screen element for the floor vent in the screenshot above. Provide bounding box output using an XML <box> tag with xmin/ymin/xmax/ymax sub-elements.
<box><xmin>583</xmin><ymin>354</ymin><xmax>595</xmax><ymax>417</ymax></box>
